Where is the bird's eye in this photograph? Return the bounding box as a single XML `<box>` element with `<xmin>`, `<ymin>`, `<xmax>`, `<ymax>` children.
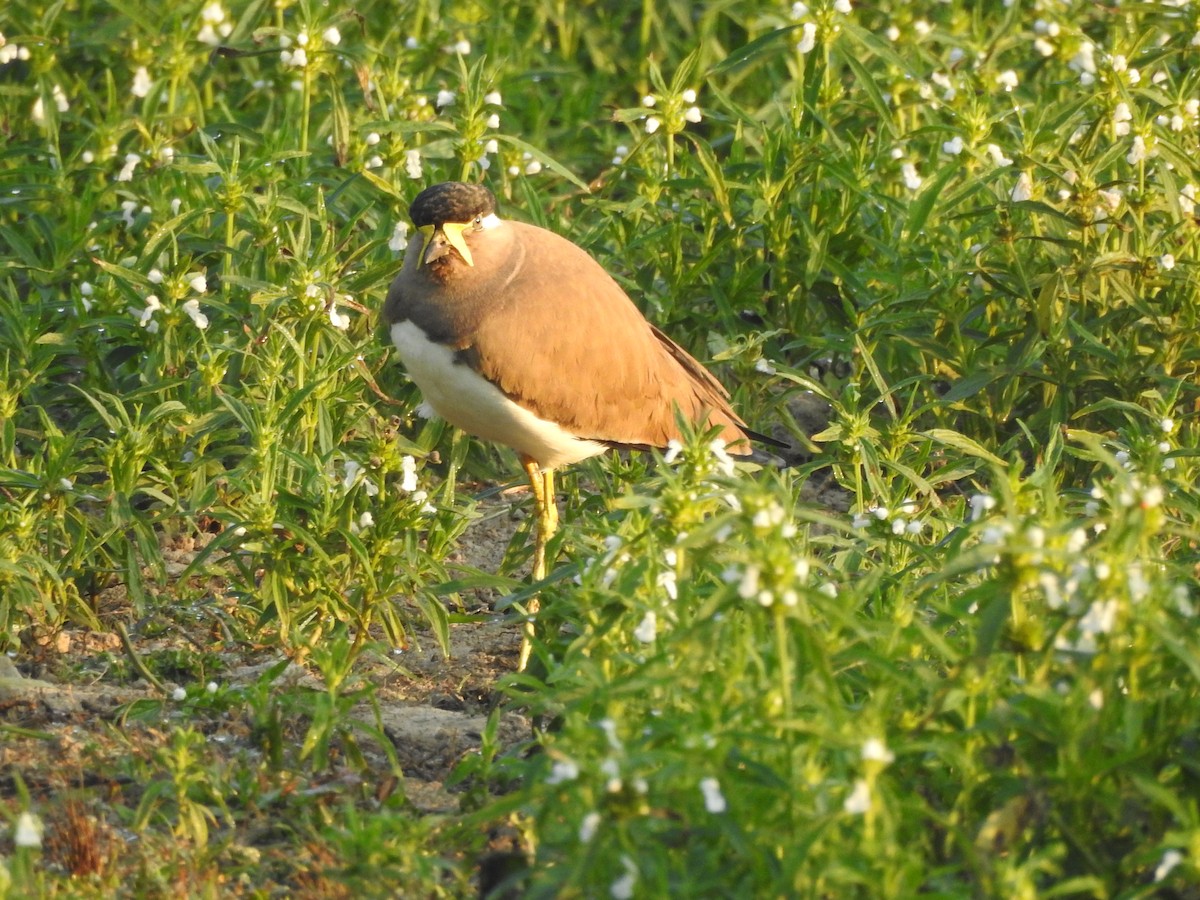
<box><xmin>473</xmin><ymin>215</ymin><xmax>483</xmax><ymax>229</ymax></box>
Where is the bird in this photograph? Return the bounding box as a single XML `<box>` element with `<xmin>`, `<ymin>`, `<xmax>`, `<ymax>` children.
<box><xmin>383</xmin><ymin>182</ymin><xmax>780</xmax><ymax>668</ymax></box>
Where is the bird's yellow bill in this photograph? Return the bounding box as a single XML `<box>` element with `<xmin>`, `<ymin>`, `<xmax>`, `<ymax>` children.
<box><xmin>417</xmin><ymin>222</ymin><xmax>474</xmax><ymax>267</ymax></box>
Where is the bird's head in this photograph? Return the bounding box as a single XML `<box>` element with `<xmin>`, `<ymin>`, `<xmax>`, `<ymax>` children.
<box><xmin>409</xmin><ymin>182</ymin><xmax>500</xmax><ymax>270</ymax></box>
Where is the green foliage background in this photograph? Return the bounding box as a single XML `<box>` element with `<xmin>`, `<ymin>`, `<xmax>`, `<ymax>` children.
<box><xmin>1</xmin><ymin>0</ymin><xmax>1198</xmax><ymax>895</ymax></box>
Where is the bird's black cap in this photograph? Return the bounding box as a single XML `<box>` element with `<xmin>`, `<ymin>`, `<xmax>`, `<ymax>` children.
<box><xmin>409</xmin><ymin>182</ymin><xmax>497</xmax><ymax>227</ymax></box>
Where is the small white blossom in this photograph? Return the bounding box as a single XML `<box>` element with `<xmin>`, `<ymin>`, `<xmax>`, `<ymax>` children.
<box><xmin>641</xmin><ymin>94</ymin><xmax>656</xmax><ymax>108</ymax></box>
<box><xmin>435</xmin><ymin>89</ymin><xmax>456</xmax><ymax>108</ymax></box>
<box><xmin>188</xmin><ymin>273</ymin><xmax>207</xmax><ymax>294</ymax></box>
<box><xmin>132</xmin><ymin>66</ymin><xmax>152</xmax><ymax>98</ymax></box>
<box><xmin>1155</xmin><ymin>849</ymin><xmax>1185</xmax><ymax>882</ymax></box>
<box><xmin>579</xmin><ymin>811</ymin><xmax>601</xmax><ymax>843</ymax></box>
<box><xmin>1010</xmin><ymin>171</ymin><xmax>1034</xmax><ymax>202</ymax></box>
<box><xmin>644</xmin><ymin>116</ymin><xmax>661</xmax><ymax>135</ymax></box>
<box><xmin>485</xmin><ymin>112</ymin><xmax>500</xmax><ymax>129</ymax></box>
<box><xmin>969</xmin><ymin>493</ymin><xmax>996</xmax><ymax>520</ymax></box>
<box><xmin>610</xmin><ymin>857</ymin><xmax>637</xmax><ymax>900</ymax></box>
<box><xmin>833</xmin><ymin>0</ymin><xmax>851</xmax><ymax>13</ymax></box>
<box><xmin>942</xmin><ymin>136</ymin><xmax>964</xmax><ymax>155</ymax></box>
<box><xmin>400</xmin><ymin>455</ymin><xmax>419</xmax><ymax>493</ymax></box>
<box><xmin>633</xmin><ymin>611</ymin><xmax>657</xmax><ymax>643</ymax></box>
<box><xmin>546</xmin><ymin>758</ymin><xmax>579</xmax><ymax>785</ymax></box>
<box><xmin>171</xmin><ymin>686</ymin><xmax>187</xmax><ymax>701</ymax></box>
<box><xmin>662</xmin><ymin>439</ymin><xmax>683</xmax><ymax>464</ymax></box>
<box><xmin>995</xmin><ymin>70</ymin><xmax>1018</xmax><ymax>91</ymax></box>
<box><xmin>862</xmin><ymin>737</ymin><xmax>895</xmax><ymax>764</ymax></box>
<box><xmin>323</xmin><ymin>26</ymin><xmax>341</xmax><ymax>46</ymax></box>
<box><xmin>389</xmin><ymin>220</ymin><xmax>410</xmax><ymax>252</ymax></box>
<box><xmin>1112</xmin><ymin>101</ymin><xmax>1132</xmax><ymax>136</ymax></box>
<box><xmin>328</xmin><ymin>302</ymin><xmax>350</xmax><ymax>330</ymax></box>
<box><xmin>525</xmin><ymin>159</ymin><xmax>542</xmax><ymax>175</ymax></box>
<box><xmin>684</xmin><ymin>106</ymin><xmax>702</xmax><ymax>124</ymax></box>
<box><xmin>700</xmin><ymin>777</ymin><xmax>727</xmax><ymax>813</ymax></box>
<box><xmin>183</xmin><ymin>299</ymin><xmax>209</xmax><ymax>330</ymax></box>
<box><xmin>796</xmin><ymin>22</ymin><xmax>818</xmax><ymax>55</ymax></box>
<box><xmin>14</xmin><ymin>811</ymin><xmax>43</xmax><ymax>848</ymax></box>
<box><xmin>901</xmin><ymin>162</ymin><xmax>922</xmax><ymax>191</ymax></box>
<box><xmin>1159</xmin><ymin>253</ymin><xmax>1175</xmax><ymax>270</ymax></box>
<box><xmin>404</xmin><ymin>148</ymin><xmax>423</xmax><ymax>180</ymax></box>
<box><xmin>844</xmin><ymin>779</ymin><xmax>871</xmax><ymax>814</ymax></box>
<box><xmin>1127</xmin><ymin>135</ymin><xmax>1147</xmax><ymax>164</ymax></box>
<box><xmin>117</xmin><ymin>152</ymin><xmax>142</xmax><ymax>182</ymax></box>
<box><xmin>985</xmin><ymin>143</ymin><xmax>1013</xmax><ymax>166</ymax></box>
<box><xmin>484</xmin><ymin>90</ymin><xmax>503</xmax><ymax>106</ymax></box>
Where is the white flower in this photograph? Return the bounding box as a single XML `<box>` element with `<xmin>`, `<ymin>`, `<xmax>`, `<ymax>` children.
<box><xmin>31</xmin><ymin>95</ymin><xmax>45</xmax><ymax>125</ymax></box>
<box><xmin>684</xmin><ymin>106</ymin><xmax>702</xmax><ymax>124</ymax></box>
<box><xmin>709</xmin><ymin>438</ymin><xmax>736</xmax><ymax>475</ymax></box>
<box><xmin>1010</xmin><ymin>172</ymin><xmax>1032</xmax><ymax>202</ymax></box>
<box><xmin>644</xmin><ymin>116</ymin><xmax>661</xmax><ymax>134</ymax></box>
<box><xmin>885</xmin><ymin>25</ymin><xmax>900</xmax><ymax>41</ymax></box>
<box><xmin>790</xmin><ymin>2</ymin><xmax>810</xmax><ymax>20</ymax></box>
<box><xmin>700</xmin><ymin>777</ymin><xmax>727</xmax><ymax>813</ymax></box>
<box><xmin>365</xmin><ymin>132</ymin><xmax>380</xmax><ymax>146</ymax></box>
<box><xmin>641</xmin><ymin>94</ymin><xmax>656</xmax><ymax>108</ymax></box>
<box><xmin>13</xmin><ymin>811</ymin><xmax>43</xmax><ymax>848</ymax></box>
<box><xmin>1160</xmin><ymin>253</ymin><xmax>1175</xmax><ymax>270</ymax></box>
<box><xmin>132</xmin><ymin>66</ymin><xmax>152</xmax><ymax>98</ymax></box>
<box><xmin>485</xmin><ymin>112</ymin><xmax>500</xmax><ymax>129</ymax></box>
<box><xmin>844</xmin><ymin>778</ymin><xmax>871</xmax><ymax>814</ymax></box>
<box><xmin>389</xmin><ymin>220</ymin><xmax>410</xmax><ymax>252</ymax></box>
<box><xmin>1180</xmin><ymin>184</ymin><xmax>1196</xmax><ymax>217</ymax></box>
<box><xmin>1161</xmin><ymin>417</ymin><xmax>1175</xmax><ymax>433</ymax></box>
<box><xmin>833</xmin><ymin>0</ymin><xmax>851</xmax><ymax>13</ymax></box>
<box><xmin>323</xmin><ymin>26</ymin><xmax>341</xmax><ymax>46</ymax></box>
<box><xmin>901</xmin><ymin>162</ymin><xmax>922</xmax><ymax>191</ymax></box>
<box><xmin>985</xmin><ymin>143</ymin><xmax>1013</xmax><ymax>166</ymax></box>
<box><xmin>1155</xmin><ymin>849</ymin><xmax>1184</xmax><ymax>882</ymax></box>
<box><xmin>546</xmin><ymin>758</ymin><xmax>579</xmax><ymax>785</ymax></box>
<box><xmin>171</xmin><ymin>686</ymin><xmax>187</xmax><ymax>701</ymax></box>
<box><xmin>404</xmin><ymin>36</ymin><xmax>419</xmax><ymax>49</ymax></box>
<box><xmin>328</xmin><ymin>302</ymin><xmax>350</xmax><ymax>330</ymax></box>
<box><xmin>862</xmin><ymin>737</ymin><xmax>895</xmax><ymax>764</ymax></box>
<box><xmin>117</xmin><ymin>152</ymin><xmax>142</xmax><ymax>182</ymax></box>
<box><xmin>404</xmin><ymin>149</ymin><xmax>423</xmax><ymax>180</ymax></box>
<box><xmin>995</xmin><ymin>70</ymin><xmax>1018</xmax><ymax>92</ymax></box>
<box><xmin>1033</xmin><ymin>37</ymin><xmax>1055</xmax><ymax>57</ymax></box>
<box><xmin>969</xmin><ymin>493</ymin><xmax>996</xmax><ymax>520</ymax></box>
<box><xmin>796</xmin><ymin>22</ymin><xmax>818</xmax><ymax>55</ymax></box>
<box><xmin>365</xmin><ymin>154</ymin><xmax>383</xmax><ymax>169</ymax></box>
<box><xmin>358</xmin><ymin>511</ymin><xmax>374</xmax><ymax>530</ymax></box>
<box><xmin>52</xmin><ymin>83</ymin><xmax>68</xmax><ymax>112</ymax></box>
<box><xmin>662</xmin><ymin>439</ymin><xmax>683</xmax><ymax>464</ymax></box>
<box><xmin>137</xmin><ymin>294</ymin><xmax>161</xmax><ymax>329</ymax></box>
<box><xmin>400</xmin><ymin>455</ymin><xmax>419</xmax><ymax>493</ymax></box>
<box><xmin>484</xmin><ymin>90</ymin><xmax>503</xmax><ymax>106</ymax></box>
<box><xmin>610</xmin><ymin>857</ymin><xmax>637</xmax><ymax>900</ymax></box>
<box><xmin>525</xmin><ymin>159</ymin><xmax>542</xmax><ymax>175</ymax></box>
<box><xmin>1112</xmin><ymin>101</ymin><xmax>1132</xmax><ymax>136</ymax></box>
<box><xmin>633</xmin><ymin>611</ymin><xmax>657</xmax><ymax>643</ymax></box>
<box><xmin>1127</xmin><ymin>135</ymin><xmax>1147</xmax><ymax>164</ymax></box>
<box><xmin>435</xmin><ymin>89</ymin><xmax>456</xmax><ymax>108</ymax></box>
<box><xmin>913</xmin><ymin>19</ymin><xmax>931</xmax><ymax>37</ymax></box>
<box><xmin>183</xmin><ymin>299</ymin><xmax>209</xmax><ymax>330</ymax></box>
<box><xmin>188</xmin><ymin>273</ymin><xmax>207</xmax><ymax>294</ymax></box>
<box><xmin>579</xmin><ymin>812</ymin><xmax>601</xmax><ymax>843</ymax></box>
<box><xmin>942</xmin><ymin>136</ymin><xmax>964</xmax><ymax>155</ymax></box>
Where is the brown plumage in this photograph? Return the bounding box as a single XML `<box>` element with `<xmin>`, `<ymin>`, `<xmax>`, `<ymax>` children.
<box><xmin>383</xmin><ymin>182</ymin><xmax>763</xmax><ymax>465</ymax></box>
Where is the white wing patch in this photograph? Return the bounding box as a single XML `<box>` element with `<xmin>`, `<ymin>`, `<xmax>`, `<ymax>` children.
<box><xmin>390</xmin><ymin>320</ymin><xmax>609</xmax><ymax>470</ymax></box>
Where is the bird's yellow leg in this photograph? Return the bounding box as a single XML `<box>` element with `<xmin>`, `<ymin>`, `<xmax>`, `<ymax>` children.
<box><xmin>519</xmin><ymin>459</ymin><xmax>558</xmax><ymax>670</ymax></box>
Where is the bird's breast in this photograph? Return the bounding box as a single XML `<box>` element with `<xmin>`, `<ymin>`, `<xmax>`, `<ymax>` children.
<box><xmin>389</xmin><ymin>320</ymin><xmax>608</xmax><ymax>470</ymax></box>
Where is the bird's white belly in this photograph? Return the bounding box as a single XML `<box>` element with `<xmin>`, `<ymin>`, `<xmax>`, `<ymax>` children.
<box><xmin>390</xmin><ymin>321</ymin><xmax>608</xmax><ymax>470</ymax></box>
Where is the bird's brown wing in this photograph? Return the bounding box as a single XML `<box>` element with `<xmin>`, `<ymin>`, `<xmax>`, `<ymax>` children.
<box><xmin>466</xmin><ymin>222</ymin><xmax>752</xmax><ymax>451</ymax></box>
